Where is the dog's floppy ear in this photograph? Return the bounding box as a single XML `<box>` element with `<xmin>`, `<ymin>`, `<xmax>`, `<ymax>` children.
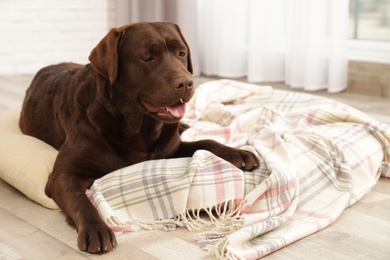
<box><xmin>89</xmin><ymin>27</ymin><xmax>121</xmax><ymax>86</ymax></box>
<box><xmin>172</xmin><ymin>23</ymin><xmax>193</xmax><ymax>74</ymax></box>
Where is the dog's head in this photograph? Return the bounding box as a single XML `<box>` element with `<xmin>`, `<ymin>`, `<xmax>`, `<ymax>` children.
<box><xmin>89</xmin><ymin>22</ymin><xmax>194</xmax><ymax>123</ymax></box>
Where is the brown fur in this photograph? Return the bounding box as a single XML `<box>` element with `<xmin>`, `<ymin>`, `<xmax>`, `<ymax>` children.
<box><xmin>19</xmin><ymin>22</ymin><xmax>258</xmax><ymax>254</ymax></box>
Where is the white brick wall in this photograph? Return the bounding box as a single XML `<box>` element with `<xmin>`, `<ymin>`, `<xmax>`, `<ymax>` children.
<box><xmin>0</xmin><ymin>0</ymin><xmax>116</xmax><ymax>75</ymax></box>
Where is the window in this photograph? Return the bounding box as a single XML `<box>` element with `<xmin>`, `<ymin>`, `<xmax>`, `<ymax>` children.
<box><xmin>349</xmin><ymin>0</ymin><xmax>390</xmax><ymax>41</ymax></box>
<box><xmin>349</xmin><ymin>0</ymin><xmax>390</xmax><ymax>63</ymax></box>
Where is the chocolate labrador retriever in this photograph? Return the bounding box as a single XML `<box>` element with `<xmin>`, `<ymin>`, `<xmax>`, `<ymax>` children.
<box><xmin>19</xmin><ymin>22</ymin><xmax>258</xmax><ymax>254</ymax></box>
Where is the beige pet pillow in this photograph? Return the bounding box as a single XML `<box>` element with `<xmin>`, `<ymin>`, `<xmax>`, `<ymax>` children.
<box><xmin>0</xmin><ymin>108</ymin><xmax>59</xmax><ymax>210</ymax></box>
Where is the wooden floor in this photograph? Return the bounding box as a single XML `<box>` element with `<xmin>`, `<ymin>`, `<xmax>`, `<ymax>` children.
<box><xmin>0</xmin><ymin>75</ymin><xmax>389</xmax><ymax>259</ymax></box>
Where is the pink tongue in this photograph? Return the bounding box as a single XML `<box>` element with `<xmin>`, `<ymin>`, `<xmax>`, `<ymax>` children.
<box><xmin>166</xmin><ymin>103</ymin><xmax>186</xmax><ymax>118</ymax></box>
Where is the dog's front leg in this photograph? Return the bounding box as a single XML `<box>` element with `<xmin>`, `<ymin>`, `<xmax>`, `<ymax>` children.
<box><xmin>45</xmin><ymin>172</ymin><xmax>116</xmax><ymax>254</ymax></box>
<box><xmin>174</xmin><ymin>140</ymin><xmax>259</xmax><ymax>171</ymax></box>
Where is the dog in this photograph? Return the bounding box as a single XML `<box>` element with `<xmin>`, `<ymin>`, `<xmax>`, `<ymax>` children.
<box><xmin>19</xmin><ymin>22</ymin><xmax>258</xmax><ymax>254</ymax></box>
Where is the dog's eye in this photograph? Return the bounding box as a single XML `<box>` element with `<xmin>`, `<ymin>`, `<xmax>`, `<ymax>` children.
<box><xmin>143</xmin><ymin>56</ymin><xmax>155</xmax><ymax>62</ymax></box>
<box><xmin>179</xmin><ymin>51</ymin><xmax>186</xmax><ymax>57</ymax></box>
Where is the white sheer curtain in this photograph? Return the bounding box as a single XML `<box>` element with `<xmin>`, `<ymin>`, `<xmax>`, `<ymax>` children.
<box><xmin>115</xmin><ymin>0</ymin><xmax>349</xmax><ymax>93</ymax></box>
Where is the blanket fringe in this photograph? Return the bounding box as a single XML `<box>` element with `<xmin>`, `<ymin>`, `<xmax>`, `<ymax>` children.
<box><xmin>103</xmin><ymin>199</ymin><xmax>247</xmax><ymax>236</ymax></box>
<box><xmin>198</xmin><ymin>237</ymin><xmax>240</xmax><ymax>260</ymax></box>
<box><xmin>99</xmin><ymin>198</ymin><xmax>247</xmax><ymax>259</ymax></box>
<box><xmin>182</xmin><ymin>199</ymin><xmax>247</xmax><ymax>232</ymax></box>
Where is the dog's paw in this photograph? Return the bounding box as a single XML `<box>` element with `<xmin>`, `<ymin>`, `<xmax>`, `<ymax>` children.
<box><xmin>78</xmin><ymin>224</ymin><xmax>117</xmax><ymax>254</ymax></box>
<box><xmin>233</xmin><ymin>149</ymin><xmax>259</xmax><ymax>171</ymax></box>
<box><xmin>219</xmin><ymin>148</ymin><xmax>259</xmax><ymax>171</ymax></box>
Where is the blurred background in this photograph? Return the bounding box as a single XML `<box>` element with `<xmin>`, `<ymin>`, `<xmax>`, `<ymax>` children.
<box><xmin>0</xmin><ymin>0</ymin><xmax>389</xmax><ymax>96</ymax></box>
<box><xmin>349</xmin><ymin>0</ymin><xmax>390</xmax><ymax>40</ymax></box>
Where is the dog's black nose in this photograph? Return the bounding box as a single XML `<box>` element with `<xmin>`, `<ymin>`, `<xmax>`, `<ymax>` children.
<box><xmin>175</xmin><ymin>76</ymin><xmax>193</xmax><ymax>90</ymax></box>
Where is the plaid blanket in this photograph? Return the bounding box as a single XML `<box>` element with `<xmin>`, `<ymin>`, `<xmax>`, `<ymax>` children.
<box><xmin>88</xmin><ymin>80</ymin><xmax>390</xmax><ymax>259</ymax></box>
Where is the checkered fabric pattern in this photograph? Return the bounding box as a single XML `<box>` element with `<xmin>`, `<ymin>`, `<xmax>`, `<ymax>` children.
<box><xmin>88</xmin><ymin>80</ymin><xmax>390</xmax><ymax>259</ymax></box>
